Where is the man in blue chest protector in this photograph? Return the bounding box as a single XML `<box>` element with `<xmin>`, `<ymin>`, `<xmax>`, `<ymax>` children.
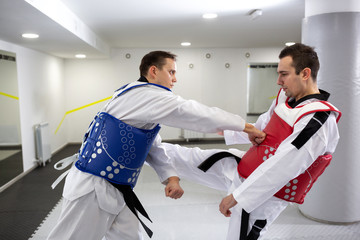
<box><xmin>47</xmin><ymin>51</ymin><xmax>265</xmax><ymax>240</ymax></box>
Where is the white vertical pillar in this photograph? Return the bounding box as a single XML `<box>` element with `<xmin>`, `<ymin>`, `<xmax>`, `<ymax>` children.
<box><xmin>299</xmin><ymin>0</ymin><xmax>360</xmax><ymax>223</ymax></box>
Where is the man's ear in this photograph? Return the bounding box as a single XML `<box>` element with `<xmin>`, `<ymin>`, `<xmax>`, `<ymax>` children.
<box><xmin>148</xmin><ymin>66</ymin><xmax>157</xmax><ymax>79</ymax></box>
<box><xmin>302</xmin><ymin>67</ymin><xmax>311</xmax><ymax>80</ymax></box>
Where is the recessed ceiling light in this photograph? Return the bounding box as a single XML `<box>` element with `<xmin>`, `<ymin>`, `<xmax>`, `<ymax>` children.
<box><xmin>75</xmin><ymin>54</ymin><xmax>86</xmax><ymax>59</ymax></box>
<box><xmin>202</xmin><ymin>13</ymin><xmax>218</xmax><ymax>19</ymax></box>
<box><xmin>181</xmin><ymin>42</ymin><xmax>191</xmax><ymax>47</ymax></box>
<box><xmin>285</xmin><ymin>42</ymin><xmax>296</xmax><ymax>46</ymax></box>
<box><xmin>22</xmin><ymin>33</ymin><xmax>39</xmax><ymax>39</ymax></box>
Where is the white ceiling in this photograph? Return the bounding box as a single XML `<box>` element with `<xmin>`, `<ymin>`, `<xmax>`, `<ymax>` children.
<box><xmin>0</xmin><ymin>0</ymin><xmax>305</xmax><ymax>59</ymax></box>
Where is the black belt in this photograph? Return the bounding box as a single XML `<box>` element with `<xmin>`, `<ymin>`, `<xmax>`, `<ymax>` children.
<box><xmin>198</xmin><ymin>151</ymin><xmax>241</xmax><ymax>172</ymax></box>
<box><xmin>109</xmin><ymin>182</ymin><xmax>153</xmax><ymax>238</ymax></box>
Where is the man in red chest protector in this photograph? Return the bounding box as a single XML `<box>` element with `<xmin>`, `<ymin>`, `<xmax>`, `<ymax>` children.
<box><xmin>162</xmin><ymin>43</ymin><xmax>341</xmax><ymax>240</ymax></box>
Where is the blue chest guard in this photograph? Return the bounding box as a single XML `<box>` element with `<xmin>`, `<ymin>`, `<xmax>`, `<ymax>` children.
<box><xmin>75</xmin><ymin>82</ymin><xmax>169</xmax><ymax>188</ymax></box>
<box><xmin>76</xmin><ymin>112</ymin><xmax>160</xmax><ymax>188</ymax></box>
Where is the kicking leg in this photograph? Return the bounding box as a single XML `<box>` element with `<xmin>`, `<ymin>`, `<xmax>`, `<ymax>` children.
<box><xmin>162</xmin><ymin>143</ymin><xmax>242</xmax><ymax>191</ymax></box>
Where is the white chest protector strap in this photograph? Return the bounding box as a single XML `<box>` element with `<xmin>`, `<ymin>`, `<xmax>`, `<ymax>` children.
<box><xmin>51</xmin><ymin>154</ymin><xmax>78</xmax><ymax>189</ymax></box>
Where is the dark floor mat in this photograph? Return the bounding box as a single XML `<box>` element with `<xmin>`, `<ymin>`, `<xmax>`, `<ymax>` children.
<box><xmin>0</xmin><ymin>151</ymin><xmax>23</xmax><ymax>187</ymax></box>
<box><xmin>0</xmin><ymin>144</ymin><xmax>80</xmax><ymax>240</ymax></box>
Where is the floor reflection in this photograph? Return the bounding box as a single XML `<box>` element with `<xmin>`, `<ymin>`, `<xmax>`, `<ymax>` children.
<box><xmin>0</xmin><ymin>146</ymin><xmax>23</xmax><ymax>187</ymax></box>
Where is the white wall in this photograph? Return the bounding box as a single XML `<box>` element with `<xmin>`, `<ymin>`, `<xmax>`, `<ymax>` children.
<box><xmin>63</xmin><ymin>58</ymin><xmax>118</xmax><ymax>143</ymax></box>
<box><xmin>64</xmin><ymin>47</ymin><xmax>282</xmax><ymax>142</ymax></box>
<box><xmin>0</xmin><ymin>39</ymin><xmax>67</xmax><ymax>172</ymax></box>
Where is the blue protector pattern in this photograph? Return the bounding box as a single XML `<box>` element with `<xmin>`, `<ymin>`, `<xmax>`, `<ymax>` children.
<box><xmin>76</xmin><ymin>112</ymin><xmax>160</xmax><ymax>188</ymax></box>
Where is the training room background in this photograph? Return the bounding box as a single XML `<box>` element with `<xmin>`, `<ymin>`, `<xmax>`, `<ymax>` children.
<box><xmin>0</xmin><ymin>39</ymin><xmax>281</xmax><ymax>174</ymax></box>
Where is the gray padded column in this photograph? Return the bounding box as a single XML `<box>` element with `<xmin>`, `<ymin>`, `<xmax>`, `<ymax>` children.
<box><xmin>299</xmin><ymin>8</ymin><xmax>360</xmax><ymax>223</ymax></box>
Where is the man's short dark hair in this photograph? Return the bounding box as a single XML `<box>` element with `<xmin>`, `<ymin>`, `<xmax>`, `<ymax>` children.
<box><xmin>279</xmin><ymin>43</ymin><xmax>320</xmax><ymax>80</ymax></box>
<box><xmin>140</xmin><ymin>51</ymin><xmax>177</xmax><ymax>77</ymax></box>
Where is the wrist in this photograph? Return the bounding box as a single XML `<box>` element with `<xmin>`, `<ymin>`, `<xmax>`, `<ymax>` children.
<box><xmin>167</xmin><ymin>176</ymin><xmax>180</xmax><ymax>183</ymax></box>
<box><xmin>243</xmin><ymin>123</ymin><xmax>254</xmax><ymax>133</ymax></box>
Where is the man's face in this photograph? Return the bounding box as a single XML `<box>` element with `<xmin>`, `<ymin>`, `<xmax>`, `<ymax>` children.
<box><xmin>277</xmin><ymin>56</ymin><xmax>304</xmax><ymax>101</ymax></box>
<box><xmin>153</xmin><ymin>58</ymin><xmax>177</xmax><ymax>89</ymax></box>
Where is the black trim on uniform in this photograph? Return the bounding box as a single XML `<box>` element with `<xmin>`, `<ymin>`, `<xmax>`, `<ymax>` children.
<box><xmin>138</xmin><ymin>76</ymin><xmax>149</xmax><ymax>82</ymax></box>
<box><xmin>198</xmin><ymin>151</ymin><xmax>241</xmax><ymax>172</ymax></box>
<box><xmin>288</xmin><ymin>89</ymin><xmax>330</xmax><ymax>108</ymax></box>
<box><xmin>114</xmin><ymin>76</ymin><xmax>148</xmax><ymax>92</ymax></box>
<box><xmin>291</xmin><ymin>111</ymin><xmax>330</xmax><ymax>149</ymax></box>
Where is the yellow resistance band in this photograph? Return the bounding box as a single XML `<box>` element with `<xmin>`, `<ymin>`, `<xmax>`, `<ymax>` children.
<box><xmin>0</xmin><ymin>92</ymin><xmax>19</xmax><ymax>100</ymax></box>
<box><xmin>55</xmin><ymin>96</ymin><xmax>112</xmax><ymax>134</ymax></box>
<box><xmin>269</xmin><ymin>95</ymin><xmax>277</xmax><ymax>100</ymax></box>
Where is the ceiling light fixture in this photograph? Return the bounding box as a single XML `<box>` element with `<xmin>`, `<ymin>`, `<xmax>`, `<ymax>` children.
<box><xmin>22</xmin><ymin>33</ymin><xmax>39</xmax><ymax>39</ymax></box>
<box><xmin>285</xmin><ymin>42</ymin><xmax>296</xmax><ymax>46</ymax></box>
<box><xmin>202</xmin><ymin>13</ymin><xmax>218</xmax><ymax>19</ymax></box>
<box><xmin>249</xmin><ymin>9</ymin><xmax>262</xmax><ymax>20</ymax></box>
<box><xmin>181</xmin><ymin>42</ymin><xmax>191</xmax><ymax>47</ymax></box>
<box><xmin>75</xmin><ymin>54</ymin><xmax>86</xmax><ymax>59</ymax></box>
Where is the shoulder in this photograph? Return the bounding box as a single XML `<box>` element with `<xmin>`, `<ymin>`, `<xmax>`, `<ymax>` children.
<box><xmin>108</xmin><ymin>83</ymin><xmax>180</xmax><ymax>111</ymax></box>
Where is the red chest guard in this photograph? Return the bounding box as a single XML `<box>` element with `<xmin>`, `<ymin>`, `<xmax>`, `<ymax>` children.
<box><xmin>238</xmin><ymin>112</ymin><xmax>291</xmax><ymax>178</ymax></box>
<box><xmin>238</xmin><ymin>91</ymin><xmax>341</xmax><ymax>204</ymax></box>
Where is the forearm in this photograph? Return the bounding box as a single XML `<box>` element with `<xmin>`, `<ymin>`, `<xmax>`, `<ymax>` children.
<box><xmin>146</xmin><ymin>136</ymin><xmax>179</xmax><ymax>183</ymax></box>
<box><xmin>152</xmin><ymin>97</ymin><xmax>246</xmax><ymax>133</ymax></box>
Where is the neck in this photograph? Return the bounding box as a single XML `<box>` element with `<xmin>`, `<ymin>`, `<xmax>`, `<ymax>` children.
<box><xmin>295</xmin><ymin>81</ymin><xmax>319</xmax><ymax>101</ymax></box>
<box><xmin>145</xmin><ymin>75</ymin><xmax>156</xmax><ymax>84</ymax></box>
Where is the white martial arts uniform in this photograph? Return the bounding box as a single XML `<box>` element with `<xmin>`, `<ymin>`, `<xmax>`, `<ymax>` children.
<box><xmin>47</xmin><ymin>79</ymin><xmax>247</xmax><ymax>240</ymax></box>
<box><xmin>163</xmin><ymin>89</ymin><xmax>340</xmax><ymax>240</ymax></box>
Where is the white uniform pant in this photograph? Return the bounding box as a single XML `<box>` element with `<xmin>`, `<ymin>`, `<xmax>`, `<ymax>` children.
<box><xmin>163</xmin><ymin>143</ymin><xmax>288</xmax><ymax>240</ymax></box>
<box><xmin>47</xmin><ymin>186</ymin><xmax>143</xmax><ymax>240</ymax></box>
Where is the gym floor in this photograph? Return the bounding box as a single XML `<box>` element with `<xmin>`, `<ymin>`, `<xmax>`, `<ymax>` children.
<box><xmin>1</xmin><ymin>142</ymin><xmax>359</xmax><ymax>240</ymax></box>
